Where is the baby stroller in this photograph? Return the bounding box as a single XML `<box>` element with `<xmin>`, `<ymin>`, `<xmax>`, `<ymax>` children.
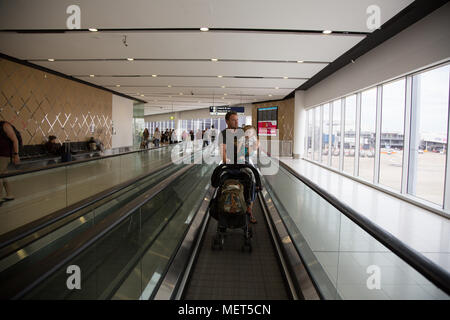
<box><xmin>209</xmin><ymin>163</ymin><xmax>262</xmax><ymax>252</ymax></box>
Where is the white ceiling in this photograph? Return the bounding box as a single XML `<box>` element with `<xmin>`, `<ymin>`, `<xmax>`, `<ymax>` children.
<box><xmin>0</xmin><ymin>0</ymin><xmax>415</xmax><ymax>115</ymax></box>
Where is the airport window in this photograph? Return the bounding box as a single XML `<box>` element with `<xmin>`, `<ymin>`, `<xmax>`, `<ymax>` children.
<box><xmin>313</xmin><ymin>107</ymin><xmax>321</xmax><ymax>161</ymax></box>
<box><xmin>344</xmin><ymin>95</ymin><xmax>357</xmax><ymax>174</ymax></box>
<box><xmin>408</xmin><ymin>64</ymin><xmax>450</xmax><ymax>205</ymax></box>
<box><xmin>331</xmin><ymin>99</ymin><xmax>341</xmax><ymax>169</ymax></box>
<box><xmin>322</xmin><ymin>103</ymin><xmax>330</xmax><ymax>164</ymax></box>
<box><xmin>379</xmin><ymin>78</ymin><xmax>406</xmax><ymax>191</ymax></box>
<box><xmin>307</xmin><ymin>109</ymin><xmax>313</xmax><ymax>159</ymax></box>
<box><xmin>359</xmin><ymin>87</ymin><xmax>377</xmax><ymax>182</ymax></box>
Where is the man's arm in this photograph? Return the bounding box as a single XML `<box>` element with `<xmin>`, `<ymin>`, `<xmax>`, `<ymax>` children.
<box><xmin>3</xmin><ymin>123</ymin><xmax>20</xmax><ymax>164</ymax></box>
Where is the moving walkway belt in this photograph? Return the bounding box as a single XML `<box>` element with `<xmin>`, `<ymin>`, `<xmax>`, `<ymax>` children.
<box><xmin>181</xmin><ymin>196</ymin><xmax>292</xmax><ymax>300</ymax></box>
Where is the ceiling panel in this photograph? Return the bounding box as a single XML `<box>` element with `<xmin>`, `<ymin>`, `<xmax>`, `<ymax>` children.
<box><xmin>0</xmin><ymin>32</ymin><xmax>365</xmax><ymax>61</ymax></box>
<box><xmin>0</xmin><ymin>0</ymin><xmax>417</xmax><ymax>115</ymax></box>
<box><xmin>32</xmin><ymin>60</ymin><xmax>327</xmax><ymax>78</ymax></box>
<box><xmin>0</xmin><ymin>0</ymin><xmax>414</xmax><ymax>33</ymax></box>
<box><xmin>77</xmin><ymin>76</ymin><xmax>302</xmax><ymax>89</ymax></box>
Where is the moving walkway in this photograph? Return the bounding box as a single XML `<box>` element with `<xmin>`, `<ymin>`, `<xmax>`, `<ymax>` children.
<box><xmin>0</xmin><ymin>150</ymin><xmax>448</xmax><ymax>300</ymax></box>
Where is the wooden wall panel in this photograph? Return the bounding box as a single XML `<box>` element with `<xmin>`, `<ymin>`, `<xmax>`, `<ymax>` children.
<box><xmin>0</xmin><ymin>58</ymin><xmax>113</xmax><ymax>148</ymax></box>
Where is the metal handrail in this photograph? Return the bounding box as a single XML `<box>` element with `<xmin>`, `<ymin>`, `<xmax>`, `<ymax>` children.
<box><xmin>0</xmin><ymin>143</ymin><xmax>173</xmax><ymax>179</ymax></box>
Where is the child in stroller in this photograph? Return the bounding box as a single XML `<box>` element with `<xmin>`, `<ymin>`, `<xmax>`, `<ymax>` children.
<box><xmin>209</xmin><ymin>163</ymin><xmax>262</xmax><ymax>252</ymax></box>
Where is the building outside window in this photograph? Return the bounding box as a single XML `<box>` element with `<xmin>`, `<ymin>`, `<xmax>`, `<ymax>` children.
<box><xmin>408</xmin><ymin>64</ymin><xmax>450</xmax><ymax>205</ymax></box>
<box><xmin>379</xmin><ymin>78</ymin><xmax>406</xmax><ymax>191</ymax></box>
<box><xmin>359</xmin><ymin>88</ymin><xmax>377</xmax><ymax>182</ymax></box>
<box><xmin>344</xmin><ymin>95</ymin><xmax>357</xmax><ymax>174</ymax></box>
<box><xmin>331</xmin><ymin>99</ymin><xmax>342</xmax><ymax>169</ymax></box>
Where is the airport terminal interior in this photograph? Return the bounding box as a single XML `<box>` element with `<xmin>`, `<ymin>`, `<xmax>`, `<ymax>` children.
<box><xmin>0</xmin><ymin>0</ymin><xmax>449</xmax><ymax>300</ymax></box>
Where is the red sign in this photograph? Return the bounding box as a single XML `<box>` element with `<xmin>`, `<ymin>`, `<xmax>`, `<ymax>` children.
<box><xmin>258</xmin><ymin>121</ymin><xmax>277</xmax><ymax>136</ymax></box>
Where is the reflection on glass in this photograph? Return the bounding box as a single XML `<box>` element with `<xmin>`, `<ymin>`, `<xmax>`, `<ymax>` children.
<box><xmin>344</xmin><ymin>95</ymin><xmax>357</xmax><ymax>174</ymax></box>
<box><xmin>409</xmin><ymin>64</ymin><xmax>450</xmax><ymax>205</ymax></box>
<box><xmin>359</xmin><ymin>88</ymin><xmax>377</xmax><ymax>181</ymax></box>
<box><xmin>322</xmin><ymin>103</ymin><xmax>330</xmax><ymax>164</ymax></box>
<box><xmin>331</xmin><ymin>100</ymin><xmax>341</xmax><ymax>169</ymax></box>
<box><xmin>379</xmin><ymin>79</ymin><xmax>406</xmax><ymax>190</ymax></box>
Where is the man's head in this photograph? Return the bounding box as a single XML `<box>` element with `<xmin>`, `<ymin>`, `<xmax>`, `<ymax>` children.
<box><xmin>225</xmin><ymin>111</ymin><xmax>239</xmax><ymax>129</ymax></box>
<box><xmin>48</xmin><ymin>135</ymin><xmax>57</xmax><ymax>143</ymax></box>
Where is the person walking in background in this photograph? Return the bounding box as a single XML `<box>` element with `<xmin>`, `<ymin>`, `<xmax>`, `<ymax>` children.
<box><xmin>142</xmin><ymin>128</ymin><xmax>150</xmax><ymax>149</ymax></box>
<box><xmin>153</xmin><ymin>127</ymin><xmax>161</xmax><ymax>147</ymax></box>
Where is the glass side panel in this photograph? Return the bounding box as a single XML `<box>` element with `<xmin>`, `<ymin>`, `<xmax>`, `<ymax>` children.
<box><xmin>261</xmin><ymin>154</ymin><xmax>448</xmax><ymax>300</ymax></box>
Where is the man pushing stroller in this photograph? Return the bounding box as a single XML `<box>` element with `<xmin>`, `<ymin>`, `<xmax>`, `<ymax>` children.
<box><xmin>218</xmin><ymin>111</ymin><xmax>260</xmax><ymax>223</ymax></box>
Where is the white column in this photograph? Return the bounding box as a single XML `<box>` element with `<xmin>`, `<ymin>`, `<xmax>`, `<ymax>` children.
<box><xmin>293</xmin><ymin>91</ymin><xmax>306</xmax><ymax>159</ymax></box>
<box><xmin>174</xmin><ymin>112</ymin><xmax>181</xmax><ymax>141</ymax></box>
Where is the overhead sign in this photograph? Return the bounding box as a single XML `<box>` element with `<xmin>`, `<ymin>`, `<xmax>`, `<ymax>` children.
<box><xmin>209</xmin><ymin>106</ymin><xmax>245</xmax><ymax>115</ymax></box>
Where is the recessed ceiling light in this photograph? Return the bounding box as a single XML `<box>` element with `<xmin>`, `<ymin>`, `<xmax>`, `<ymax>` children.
<box><xmin>116</xmin><ymin>84</ymin><xmax>120</xmax><ymax>87</ymax></box>
<box><xmin>297</xmin><ymin>60</ymin><xmax>304</xmax><ymax>63</ymax></box>
<box><xmin>88</xmin><ymin>28</ymin><xmax>98</xmax><ymax>32</ymax></box>
<box><xmin>217</xmin><ymin>75</ymin><xmax>223</xmax><ymax>78</ymax></box>
<box><xmin>140</xmin><ymin>94</ymin><xmax>145</xmax><ymax>97</ymax></box>
<box><xmin>221</xmin><ymin>97</ymin><xmax>225</xmax><ymax>99</ymax></box>
<box><xmin>179</xmin><ymin>93</ymin><xmax>183</xmax><ymax>95</ymax></box>
<box><xmin>283</xmin><ymin>76</ymin><xmax>289</xmax><ymax>79</ymax></box>
<box><xmin>269</xmin><ymin>94</ymin><xmax>273</xmax><ymax>97</ymax></box>
<box><xmin>127</xmin><ymin>58</ymin><xmax>134</xmax><ymax>61</ymax></box>
<box><xmin>223</xmin><ymin>93</ymin><xmax>227</xmax><ymax>96</ymax></box>
<box><xmin>323</xmin><ymin>30</ymin><xmax>332</xmax><ymax>34</ymax></box>
<box><xmin>89</xmin><ymin>74</ymin><xmax>95</xmax><ymax>77</ymax></box>
<box><xmin>168</xmin><ymin>85</ymin><xmax>172</xmax><ymax>87</ymax></box>
<box><xmin>152</xmin><ymin>74</ymin><xmax>157</xmax><ymax>77</ymax></box>
<box><xmin>200</xmin><ymin>27</ymin><xmax>209</xmax><ymax>32</ymax></box>
<box><xmin>47</xmin><ymin>58</ymin><xmax>55</xmax><ymax>62</ymax></box>
<box><xmin>211</xmin><ymin>58</ymin><xmax>218</xmax><ymax>62</ymax></box>
<box><xmin>221</xmin><ymin>86</ymin><xmax>226</xmax><ymax>88</ymax></box>
<box><xmin>275</xmin><ymin>87</ymin><xmax>279</xmax><ymax>89</ymax></box>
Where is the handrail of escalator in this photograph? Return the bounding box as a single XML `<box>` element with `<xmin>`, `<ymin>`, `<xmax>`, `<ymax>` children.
<box><xmin>0</xmin><ymin>144</ymin><xmax>186</xmax><ymax>258</ymax></box>
<box><xmin>0</xmin><ymin>143</ymin><xmax>173</xmax><ymax>180</ymax></box>
<box><xmin>0</xmin><ymin>163</ymin><xmax>195</xmax><ymax>299</ymax></box>
<box><xmin>276</xmin><ymin>160</ymin><xmax>450</xmax><ymax>295</ymax></box>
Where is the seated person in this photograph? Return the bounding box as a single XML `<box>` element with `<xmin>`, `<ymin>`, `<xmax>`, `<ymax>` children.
<box><xmin>44</xmin><ymin>135</ymin><xmax>62</xmax><ymax>155</ymax></box>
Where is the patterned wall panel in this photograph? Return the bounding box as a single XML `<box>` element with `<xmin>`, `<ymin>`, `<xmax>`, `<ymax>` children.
<box><xmin>0</xmin><ymin>58</ymin><xmax>112</xmax><ymax>148</ymax></box>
